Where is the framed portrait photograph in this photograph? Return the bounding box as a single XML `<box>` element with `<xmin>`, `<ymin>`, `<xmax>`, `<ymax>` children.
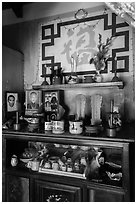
<box><xmin>43</xmin><ymin>91</ymin><xmax>59</xmax><ymax>112</ymax></box>
<box><xmin>6</xmin><ymin>92</ymin><xmax>18</xmax><ymax>112</ymax></box>
<box><xmin>25</xmin><ymin>90</ymin><xmax>42</xmax><ymax>115</ymax></box>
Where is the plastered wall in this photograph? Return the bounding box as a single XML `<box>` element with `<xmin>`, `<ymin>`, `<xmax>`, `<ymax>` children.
<box><xmin>2</xmin><ymin>3</ymin><xmax>135</xmax><ymax>122</ymax></box>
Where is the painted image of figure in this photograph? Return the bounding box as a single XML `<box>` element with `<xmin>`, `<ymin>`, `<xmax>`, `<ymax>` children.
<box><xmin>27</xmin><ymin>91</ymin><xmax>39</xmax><ymax>110</ymax></box>
<box><xmin>7</xmin><ymin>93</ymin><xmax>18</xmax><ymax>112</ymax></box>
<box><xmin>8</xmin><ymin>95</ymin><xmax>15</xmax><ymax>107</ymax></box>
<box><xmin>44</xmin><ymin>101</ymin><xmax>51</xmax><ymax>111</ymax></box>
<box><xmin>51</xmin><ymin>94</ymin><xmax>58</xmax><ymax>111</ymax></box>
<box><xmin>44</xmin><ymin>94</ymin><xmax>51</xmax><ymax>111</ymax></box>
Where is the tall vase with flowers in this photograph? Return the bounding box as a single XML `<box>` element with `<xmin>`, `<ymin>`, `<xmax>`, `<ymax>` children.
<box><xmin>90</xmin><ymin>34</ymin><xmax>113</xmax><ymax>82</ymax></box>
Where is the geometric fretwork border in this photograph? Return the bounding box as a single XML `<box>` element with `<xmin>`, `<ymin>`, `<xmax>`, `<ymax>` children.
<box><xmin>42</xmin><ymin>56</ymin><xmax>61</xmax><ymax>76</ymax></box>
<box><xmin>41</xmin><ymin>13</ymin><xmax>129</xmax><ymax>76</ymax></box>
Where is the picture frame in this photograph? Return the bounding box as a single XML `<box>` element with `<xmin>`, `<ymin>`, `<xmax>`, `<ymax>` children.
<box><xmin>6</xmin><ymin>92</ymin><xmax>19</xmax><ymax>112</ymax></box>
<box><xmin>43</xmin><ymin>91</ymin><xmax>59</xmax><ymax>112</ymax></box>
<box><xmin>25</xmin><ymin>90</ymin><xmax>42</xmax><ymax>116</ymax></box>
<box><xmin>42</xmin><ymin>91</ymin><xmax>60</xmax><ymax>121</ymax></box>
<box><xmin>40</xmin><ymin>12</ymin><xmax>130</xmax><ymax>77</ymax></box>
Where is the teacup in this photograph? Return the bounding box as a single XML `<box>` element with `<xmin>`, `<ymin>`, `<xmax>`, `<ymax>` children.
<box><xmin>27</xmin><ymin>160</ymin><xmax>39</xmax><ymax>171</ymax></box>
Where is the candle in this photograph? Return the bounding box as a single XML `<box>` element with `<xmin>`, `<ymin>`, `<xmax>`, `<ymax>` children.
<box><xmin>110</xmin><ymin>100</ymin><xmax>114</xmax><ymax>128</ymax></box>
<box><xmin>72</xmin><ymin>56</ymin><xmax>74</xmax><ymax>72</ymax></box>
<box><xmin>110</xmin><ymin>100</ymin><xmax>114</xmax><ymax>113</ymax></box>
<box><xmin>114</xmin><ymin>56</ymin><xmax>117</xmax><ymax>72</ymax></box>
<box><xmin>16</xmin><ymin>111</ymin><xmax>19</xmax><ymax>124</ymax></box>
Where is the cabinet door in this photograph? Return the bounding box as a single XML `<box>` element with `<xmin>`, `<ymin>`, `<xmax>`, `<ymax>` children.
<box><xmin>35</xmin><ymin>179</ymin><xmax>82</xmax><ymax>202</ymax></box>
<box><xmin>88</xmin><ymin>188</ymin><xmax>124</xmax><ymax>202</ymax></box>
<box><xmin>6</xmin><ymin>175</ymin><xmax>29</xmax><ymax>202</ymax></box>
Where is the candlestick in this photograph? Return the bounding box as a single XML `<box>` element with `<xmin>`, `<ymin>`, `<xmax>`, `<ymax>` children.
<box><xmin>109</xmin><ymin>100</ymin><xmax>114</xmax><ymax>128</ymax></box>
<box><xmin>14</xmin><ymin>111</ymin><xmax>20</xmax><ymax>130</ymax></box>
<box><xmin>111</xmin><ymin>56</ymin><xmax>120</xmax><ymax>82</ymax></box>
<box><xmin>16</xmin><ymin>111</ymin><xmax>19</xmax><ymax>124</ymax></box>
<box><xmin>110</xmin><ymin>100</ymin><xmax>114</xmax><ymax>113</ymax></box>
<box><xmin>114</xmin><ymin>56</ymin><xmax>117</xmax><ymax>69</ymax></box>
<box><xmin>72</xmin><ymin>56</ymin><xmax>74</xmax><ymax>72</ymax></box>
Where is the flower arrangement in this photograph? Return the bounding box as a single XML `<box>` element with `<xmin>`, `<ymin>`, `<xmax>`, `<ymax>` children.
<box><xmin>90</xmin><ymin>34</ymin><xmax>113</xmax><ymax>72</ymax></box>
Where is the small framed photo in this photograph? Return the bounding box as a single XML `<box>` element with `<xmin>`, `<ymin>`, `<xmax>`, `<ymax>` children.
<box><xmin>43</xmin><ymin>91</ymin><xmax>59</xmax><ymax>112</ymax></box>
<box><xmin>6</xmin><ymin>92</ymin><xmax>18</xmax><ymax>112</ymax></box>
<box><xmin>25</xmin><ymin>90</ymin><xmax>42</xmax><ymax>115</ymax></box>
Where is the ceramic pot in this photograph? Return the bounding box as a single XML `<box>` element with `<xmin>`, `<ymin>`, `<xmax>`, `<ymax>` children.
<box><xmin>11</xmin><ymin>155</ymin><xmax>18</xmax><ymax>167</ymax></box>
<box><xmin>67</xmin><ymin>74</ymin><xmax>79</xmax><ymax>84</ymax></box>
<box><xmin>106</xmin><ymin>128</ymin><xmax>116</xmax><ymax>137</ymax></box>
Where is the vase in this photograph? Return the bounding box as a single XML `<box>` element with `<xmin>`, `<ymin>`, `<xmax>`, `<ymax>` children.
<box><xmin>94</xmin><ymin>70</ymin><xmax>103</xmax><ymax>83</ymax></box>
<box><xmin>67</xmin><ymin>72</ymin><xmax>79</xmax><ymax>84</ymax></box>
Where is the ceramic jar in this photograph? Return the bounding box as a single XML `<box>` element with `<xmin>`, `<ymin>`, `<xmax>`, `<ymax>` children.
<box><xmin>11</xmin><ymin>155</ymin><xmax>18</xmax><ymax>167</ymax></box>
<box><xmin>69</xmin><ymin>120</ymin><xmax>83</xmax><ymax>134</ymax></box>
<box><xmin>45</xmin><ymin>121</ymin><xmax>53</xmax><ymax>132</ymax></box>
<box><xmin>52</xmin><ymin>120</ymin><xmax>64</xmax><ymax>134</ymax></box>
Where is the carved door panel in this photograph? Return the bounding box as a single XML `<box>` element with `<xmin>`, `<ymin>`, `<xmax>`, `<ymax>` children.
<box><xmin>88</xmin><ymin>188</ymin><xmax>124</xmax><ymax>202</ymax></box>
<box><xmin>35</xmin><ymin>179</ymin><xmax>82</xmax><ymax>202</ymax></box>
<box><xmin>6</xmin><ymin>175</ymin><xmax>29</xmax><ymax>202</ymax></box>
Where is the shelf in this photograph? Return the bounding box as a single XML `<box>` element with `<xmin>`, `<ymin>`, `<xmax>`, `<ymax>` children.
<box><xmin>2</xmin><ymin>129</ymin><xmax>135</xmax><ymax>143</ymax></box>
<box><xmin>32</xmin><ymin>81</ymin><xmax>124</xmax><ymax>90</ymax></box>
<box><xmin>39</xmin><ymin>168</ymin><xmax>86</xmax><ymax>179</ymax></box>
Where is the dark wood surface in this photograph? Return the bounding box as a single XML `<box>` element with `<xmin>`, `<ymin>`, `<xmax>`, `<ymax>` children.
<box><xmin>2</xmin><ymin>122</ymin><xmax>135</xmax><ymax>143</ymax></box>
<box><xmin>2</xmin><ymin>124</ymin><xmax>135</xmax><ymax>202</ymax></box>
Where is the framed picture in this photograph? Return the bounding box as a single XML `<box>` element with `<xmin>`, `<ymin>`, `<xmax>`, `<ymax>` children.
<box><xmin>42</xmin><ymin>91</ymin><xmax>60</xmax><ymax>121</ymax></box>
<box><xmin>43</xmin><ymin>91</ymin><xmax>59</xmax><ymax>112</ymax></box>
<box><xmin>6</xmin><ymin>92</ymin><xmax>18</xmax><ymax>112</ymax></box>
<box><xmin>25</xmin><ymin>90</ymin><xmax>42</xmax><ymax>115</ymax></box>
<box><xmin>40</xmin><ymin>12</ymin><xmax>131</xmax><ymax>77</ymax></box>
